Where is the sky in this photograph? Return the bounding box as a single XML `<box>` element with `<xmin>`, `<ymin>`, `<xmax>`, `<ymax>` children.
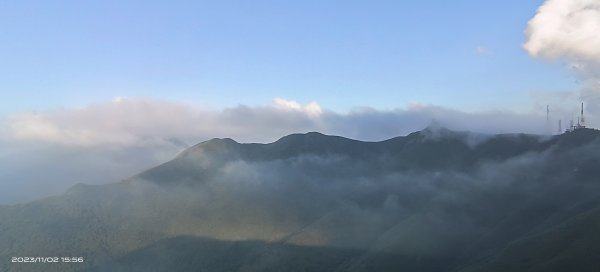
<box><xmin>0</xmin><ymin>0</ymin><xmax>577</xmax><ymax>113</ymax></box>
<box><xmin>1</xmin><ymin>0</ymin><xmax>599</xmax><ymax>204</ymax></box>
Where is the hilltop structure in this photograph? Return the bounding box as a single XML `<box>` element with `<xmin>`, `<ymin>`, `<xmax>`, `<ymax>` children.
<box><xmin>565</xmin><ymin>103</ymin><xmax>587</xmax><ymax>133</ymax></box>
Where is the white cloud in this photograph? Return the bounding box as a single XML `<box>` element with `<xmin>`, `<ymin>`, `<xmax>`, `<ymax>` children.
<box><xmin>272</xmin><ymin>98</ymin><xmax>322</xmax><ymax>118</ymax></box>
<box><xmin>524</xmin><ymin>0</ymin><xmax>600</xmax><ymax>62</ymax></box>
<box><xmin>272</xmin><ymin>98</ymin><xmax>303</xmax><ymax>111</ymax></box>
<box><xmin>5</xmin><ymin>98</ymin><xmax>551</xmax><ymax>148</ymax></box>
<box><xmin>8</xmin><ymin>112</ymin><xmax>139</xmax><ymax>146</ymax></box>
<box><xmin>524</xmin><ymin>0</ymin><xmax>600</xmax><ymax>125</ymax></box>
<box><xmin>475</xmin><ymin>46</ymin><xmax>492</xmax><ymax>56</ymax></box>
<box><xmin>8</xmin><ymin>98</ymin><xmax>208</xmax><ymax>146</ymax></box>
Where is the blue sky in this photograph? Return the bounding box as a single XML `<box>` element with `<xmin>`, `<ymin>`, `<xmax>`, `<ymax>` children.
<box><xmin>0</xmin><ymin>0</ymin><xmax>576</xmax><ymax>114</ymax></box>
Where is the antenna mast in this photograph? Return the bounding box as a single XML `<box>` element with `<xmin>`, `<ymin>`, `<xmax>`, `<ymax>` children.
<box><xmin>570</xmin><ymin>119</ymin><xmax>574</xmax><ymax>132</ymax></box>
<box><xmin>580</xmin><ymin>102</ymin><xmax>585</xmax><ymax>128</ymax></box>
<box><xmin>558</xmin><ymin>120</ymin><xmax>562</xmax><ymax>134</ymax></box>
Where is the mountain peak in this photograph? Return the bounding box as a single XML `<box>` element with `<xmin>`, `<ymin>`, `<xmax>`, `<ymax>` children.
<box><xmin>194</xmin><ymin>137</ymin><xmax>239</xmax><ymax>147</ymax></box>
<box><xmin>419</xmin><ymin>121</ymin><xmax>461</xmax><ymax>139</ymax></box>
<box><xmin>176</xmin><ymin>137</ymin><xmax>239</xmax><ymax>159</ymax></box>
<box><xmin>273</xmin><ymin>131</ymin><xmax>333</xmax><ymax>144</ymax></box>
<box><xmin>424</xmin><ymin>119</ymin><xmax>445</xmax><ymax>129</ymax></box>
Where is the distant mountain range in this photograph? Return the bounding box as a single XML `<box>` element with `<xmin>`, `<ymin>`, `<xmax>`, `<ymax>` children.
<box><xmin>2</xmin><ymin>126</ymin><xmax>600</xmax><ymax>272</ymax></box>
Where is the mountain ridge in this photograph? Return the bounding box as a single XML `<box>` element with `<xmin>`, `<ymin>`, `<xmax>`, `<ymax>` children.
<box><xmin>2</xmin><ymin>126</ymin><xmax>600</xmax><ymax>272</ymax></box>
<box><xmin>138</xmin><ymin>126</ymin><xmax>582</xmax><ymax>187</ymax></box>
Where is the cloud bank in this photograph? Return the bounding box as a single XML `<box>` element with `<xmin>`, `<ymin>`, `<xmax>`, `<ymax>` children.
<box><xmin>5</xmin><ymin>98</ymin><xmax>549</xmax><ymax>147</ymax></box>
<box><xmin>0</xmin><ymin>98</ymin><xmax>551</xmax><ymax>204</ymax></box>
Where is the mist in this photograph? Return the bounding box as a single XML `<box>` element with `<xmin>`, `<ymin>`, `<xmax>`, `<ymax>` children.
<box><xmin>0</xmin><ymin>98</ymin><xmax>552</xmax><ymax>204</ymax></box>
<box><xmin>123</xmin><ymin>132</ymin><xmax>599</xmax><ymax>252</ymax></box>
<box><xmin>4</xmin><ymin>128</ymin><xmax>600</xmax><ymax>271</ymax></box>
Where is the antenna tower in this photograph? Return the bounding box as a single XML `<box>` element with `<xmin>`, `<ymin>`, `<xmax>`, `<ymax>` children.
<box><xmin>558</xmin><ymin>120</ymin><xmax>562</xmax><ymax>134</ymax></box>
<box><xmin>580</xmin><ymin>102</ymin><xmax>586</xmax><ymax>128</ymax></box>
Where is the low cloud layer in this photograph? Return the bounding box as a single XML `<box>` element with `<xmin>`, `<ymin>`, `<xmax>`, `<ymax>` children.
<box><xmin>5</xmin><ymin>98</ymin><xmax>550</xmax><ymax>146</ymax></box>
<box><xmin>0</xmin><ymin>98</ymin><xmax>552</xmax><ymax>204</ymax></box>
